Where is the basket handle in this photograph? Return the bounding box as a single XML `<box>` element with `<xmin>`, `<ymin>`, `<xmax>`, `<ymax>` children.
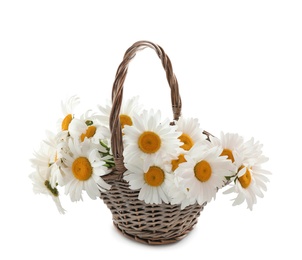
<box><xmin>109</xmin><ymin>40</ymin><xmax>181</xmax><ymax>175</ymax></box>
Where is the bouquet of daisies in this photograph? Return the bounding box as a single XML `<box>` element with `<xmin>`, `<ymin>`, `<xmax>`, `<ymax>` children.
<box><xmin>30</xmin><ymin>96</ymin><xmax>114</xmax><ymax>214</ymax></box>
<box><xmin>30</xmin><ymin>95</ymin><xmax>271</xmax><ymax>214</ymax></box>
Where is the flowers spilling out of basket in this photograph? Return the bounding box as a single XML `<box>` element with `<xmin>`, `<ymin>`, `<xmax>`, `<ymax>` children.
<box><xmin>30</xmin><ymin>96</ymin><xmax>271</xmax><ymax>214</ymax></box>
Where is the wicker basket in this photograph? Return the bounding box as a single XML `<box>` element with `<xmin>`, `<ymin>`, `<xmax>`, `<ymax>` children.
<box><xmin>101</xmin><ymin>41</ymin><xmax>208</xmax><ymax>245</ymax></box>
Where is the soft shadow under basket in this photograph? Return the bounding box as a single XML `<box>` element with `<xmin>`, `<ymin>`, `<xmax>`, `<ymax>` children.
<box><xmin>101</xmin><ymin>40</ymin><xmax>210</xmax><ymax>245</ymax></box>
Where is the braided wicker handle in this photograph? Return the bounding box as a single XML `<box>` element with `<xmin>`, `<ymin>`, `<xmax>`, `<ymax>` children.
<box><xmin>109</xmin><ymin>40</ymin><xmax>182</xmax><ymax>175</ymax></box>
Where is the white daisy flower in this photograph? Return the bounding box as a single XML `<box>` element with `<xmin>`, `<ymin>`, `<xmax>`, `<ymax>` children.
<box><xmin>171</xmin><ymin>117</ymin><xmax>206</xmax><ymax>172</ymax></box>
<box><xmin>61</xmin><ymin>138</ymin><xmax>111</xmax><ymax>202</ymax></box>
<box><xmin>175</xmin><ymin>142</ymin><xmax>236</xmax><ymax>205</ymax></box>
<box><xmin>124</xmin><ymin>156</ymin><xmax>174</xmax><ymax>204</ymax></box>
<box><xmin>176</xmin><ymin>116</ymin><xmax>206</xmax><ymax>151</ymax></box>
<box><xmin>68</xmin><ymin>110</ymin><xmax>110</xmax><ymax>145</ymax></box>
<box><xmin>30</xmin><ymin>133</ymin><xmax>66</xmax><ymax>213</ymax></box>
<box><xmin>209</xmin><ymin>132</ymin><xmax>245</xmax><ymax>169</ymax></box>
<box><xmin>224</xmin><ymin>153</ymin><xmax>271</xmax><ymax>210</ymax></box>
<box><xmin>119</xmin><ymin>96</ymin><xmax>143</xmax><ymax>129</ymax></box>
<box><xmin>29</xmin><ymin>168</ymin><xmax>66</xmax><ymax>214</ymax></box>
<box><xmin>123</xmin><ymin>109</ymin><xmax>182</xmax><ymax>171</ymax></box>
<box><xmin>30</xmin><ymin>131</ymin><xmax>65</xmax><ymax>188</ymax></box>
<box><xmin>98</xmin><ymin>96</ymin><xmax>143</xmax><ymax>129</ymax></box>
<box><xmin>59</xmin><ymin>95</ymin><xmax>80</xmax><ymax>131</ymax></box>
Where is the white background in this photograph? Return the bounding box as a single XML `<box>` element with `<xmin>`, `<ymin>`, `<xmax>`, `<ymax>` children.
<box><xmin>1</xmin><ymin>1</ymin><xmax>301</xmax><ymax>259</ymax></box>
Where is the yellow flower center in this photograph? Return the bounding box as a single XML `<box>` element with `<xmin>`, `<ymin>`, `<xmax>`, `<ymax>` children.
<box><xmin>80</xmin><ymin>125</ymin><xmax>97</xmax><ymax>142</ymax></box>
<box><xmin>238</xmin><ymin>166</ymin><xmax>252</xmax><ymax>188</ymax></box>
<box><xmin>171</xmin><ymin>154</ymin><xmax>187</xmax><ymax>171</ymax></box>
<box><xmin>138</xmin><ymin>131</ymin><xmax>161</xmax><ymax>154</ymax></box>
<box><xmin>179</xmin><ymin>133</ymin><xmax>194</xmax><ymax>151</ymax></box>
<box><xmin>119</xmin><ymin>114</ymin><xmax>133</xmax><ymax>128</ymax></box>
<box><xmin>61</xmin><ymin>114</ymin><xmax>73</xmax><ymax>131</ymax></box>
<box><xmin>144</xmin><ymin>166</ymin><xmax>165</xmax><ymax>187</ymax></box>
<box><xmin>221</xmin><ymin>148</ymin><xmax>235</xmax><ymax>163</ymax></box>
<box><xmin>194</xmin><ymin>160</ymin><xmax>212</xmax><ymax>182</ymax></box>
<box><xmin>72</xmin><ymin>157</ymin><xmax>92</xmax><ymax>181</ymax></box>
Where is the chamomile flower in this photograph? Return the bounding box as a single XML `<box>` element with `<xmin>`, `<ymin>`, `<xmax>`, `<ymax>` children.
<box><xmin>29</xmin><ymin>170</ymin><xmax>65</xmax><ymax>214</ymax></box>
<box><xmin>224</xmin><ymin>154</ymin><xmax>271</xmax><ymax>210</ymax></box>
<box><xmin>209</xmin><ymin>132</ymin><xmax>245</xmax><ymax>169</ymax></box>
<box><xmin>176</xmin><ymin>117</ymin><xmax>205</xmax><ymax>151</ymax></box>
<box><xmin>68</xmin><ymin>110</ymin><xmax>110</xmax><ymax>146</ymax></box>
<box><xmin>59</xmin><ymin>95</ymin><xmax>80</xmax><ymax>132</ymax></box>
<box><xmin>61</xmin><ymin>138</ymin><xmax>111</xmax><ymax>202</ymax></box>
<box><xmin>175</xmin><ymin>142</ymin><xmax>236</xmax><ymax>205</ymax></box>
<box><xmin>30</xmin><ymin>131</ymin><xmax>65</xmax><ymax>188</ymax></box>
<box><xmin>124</xmin><ymin>156</ymin><xmax>174</xmax><ymax>204</ymax></box>
<box><xmin>171</xmin><ymin>117</ymin><xmax>206</xmax><ymax>171</ymax></box>
<box><xmin>30</xmin><ymin>132</ymin><xmax>65</xmax><ymax>213</ymax></box>
<box><xmin>29</xmin><ymin>168</ymin><xmax>66</xmax><ymax>214</ymax></box>
<box><xmin>98</xmin><ymin>96</ymin><xmax>143</xmax><ymax>129</ymax></box>
<box><xmin>119</xmin><ymin>96</ymin><xmax>143</xmax><ymax>128</ymax></box>
<box><xmin>123</xmin><ymin>109</ymin><xmax>182</xmax><ymax>170</ymax></box>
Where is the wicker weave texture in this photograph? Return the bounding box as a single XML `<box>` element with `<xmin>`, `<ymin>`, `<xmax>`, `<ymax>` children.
<box><xmin>101</xmin><ymin>180</ymin><xmax>205</xmax><ymax>245</ymax></box>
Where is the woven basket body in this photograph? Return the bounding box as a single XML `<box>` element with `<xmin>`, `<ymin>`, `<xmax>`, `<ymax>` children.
<box><xmin>101</xmin><ymin>41</ymin><xmax>207</xmax><ymax>245</ymax></box>
<box><xmin>101</xmin><ymin>176</ymin><xmax>206</xmax><ymax>245</ymax></box>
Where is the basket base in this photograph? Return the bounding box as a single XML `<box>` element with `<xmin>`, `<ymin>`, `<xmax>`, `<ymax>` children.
<box><xmin>113</xmin><ymin>221</ymin><xmax>197</xmax><ymax>245</ymax></box>
<box><xmin>101</xmin><ymin>180</ymin><xmax>206</xmax><ymax>245</ymax></box>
